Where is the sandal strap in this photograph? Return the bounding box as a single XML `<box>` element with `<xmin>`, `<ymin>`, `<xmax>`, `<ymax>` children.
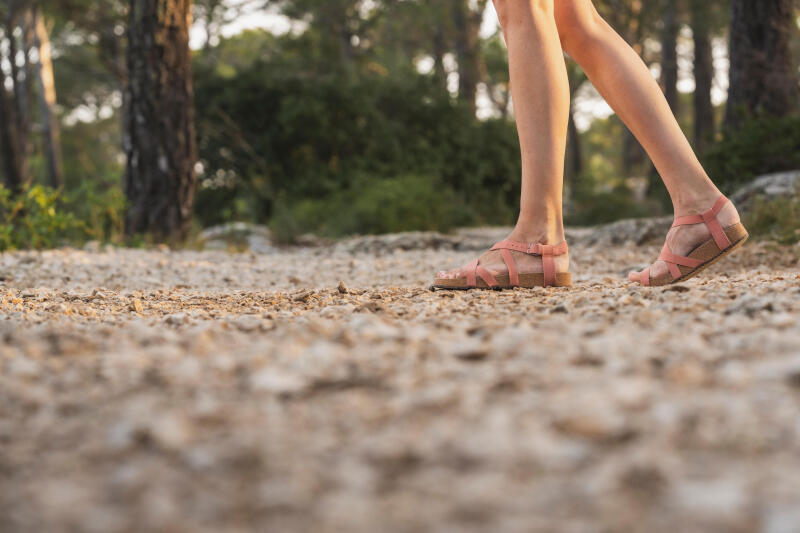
<box><xmin>490</xmin><ymin>240</ymin><xmax>568</xmax><ymax>287</ymax></box>
<box><xmin>464</xmin><ymin>258</ymin><xmax>499</xmax><ymax>288</ymax></box>
<box><xmin>658</xmin><ymin>243</ymin><xmax>704</xmax><ymax>281</ymax></box>
<box><xmin>499</xmin><ymin>248</ymin><xmax>519</xmax><ymax>287</ymax></box>
<box><xmin>672</xmin><ymin>196</ymin><xmax>732</xmax><ymax>250</ymax></box>
<box><xmin>491</xmin><ymin>240</ymin><xmax>569</xmax><ymax>256</ymax></box>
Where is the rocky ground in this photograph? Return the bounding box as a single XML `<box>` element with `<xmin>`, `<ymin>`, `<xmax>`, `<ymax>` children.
<box><xmin>1</xmin><ymin>224</ymin><xmax>800</xmax><ymax>533</ymax></box>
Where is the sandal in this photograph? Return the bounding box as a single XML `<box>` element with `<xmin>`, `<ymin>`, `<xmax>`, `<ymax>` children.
<box><xmin>630</xmin><ymin>195</ymin><xmax>748</xmax><ymax>287</ymax></box>
<box><xmin>432</xmin><ymin>240</ymin><xmax>571</xmax><ymax>290</ymax></box>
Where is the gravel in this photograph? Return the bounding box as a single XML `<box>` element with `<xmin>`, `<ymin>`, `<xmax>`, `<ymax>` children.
<box><xmin>1</xmin><ymin>232</ymin><xmax>799</xmax><ymax>532</ymax></box>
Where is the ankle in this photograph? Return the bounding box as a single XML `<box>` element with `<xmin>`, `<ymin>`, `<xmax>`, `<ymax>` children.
<box><xmin>511</xmin><ymin>216</ymin><xmax>565</xmax><ymax>245</ymax></box>
<box><xmin>671</xmin><ymin>188</ymin><xmax>723</xmax><ymax>217</ymax></box>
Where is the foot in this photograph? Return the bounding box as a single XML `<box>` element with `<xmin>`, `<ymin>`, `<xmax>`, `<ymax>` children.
<box><xmin>437</xmin><ymin>227</ymin><xmax>570</xmax><ymax>281</ymax></box>
<box><xmin>628</xmin><ymin>197</ymin><xmax>741</xmax><ymax>283</ymax></box>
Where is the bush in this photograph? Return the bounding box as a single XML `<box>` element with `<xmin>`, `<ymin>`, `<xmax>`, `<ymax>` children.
<box><xmin>193</xmin><ymin>35</ymin><xmax>523</xmax><ymax>235</ymax></box>
<box><xmin>0</xmin><ymin>185</ymin><xmax>75</xmax><ymax>251</ymax></box>
<box><xmin>61</xmin><ymin>179</ymin><xmax>126</xmax><ymax>244</ymax></box>
<box><xmin>744</xmin><ymin>194</ymin><xmax>800</xmax><ymax>244</ymax></box>
<box><xmin>271</xmin><ymin>174</ymin><xmax>475</xmax><ymax>241</ymax></box>
<box><xmin>566</xmin><ymin>183</ymin><xmax>655</xmax><ymax>226</ymax></box>
<box><xmin>704</xmin><ymin>116</ymin><xmax>800</xmax><ymax>193</ymax></box>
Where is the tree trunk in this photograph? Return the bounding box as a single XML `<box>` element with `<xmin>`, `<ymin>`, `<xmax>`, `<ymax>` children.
<box><xmin>31</xmin><ymin>5</ymin><xmax>63</xmax><ymax>189</ymax></box>
<box><xmin>125</xmin><ymin>0</ymin><xmax>197</xmax><ymax>241</ymax></box>
<box><xmin>432</xmin><ymin>26</ymin><xmax>448</xmax><ymax>92</ymax></box>
<box><xmin>660</xmin><ymin>0</ymin><xmax>680</xmax><ymax>115</ymax></box>
<box><xmin>690</xmin><ymin>0</ymin><xmax>715</xmax><ymax>153</ymax></box>
<box><xmin>566</xmin><ymin>106</ymin><xmax>583</xmax><ymax>194</ymax></box>
<box><xmin>451</xmin><ymin>0</ymin><xmax>484</xmax><ymax>115</ymax></box>
<box><xmin>725</xmin><ymin>0</ymin><xmax>799</xmax><ymax>129</ymax></box>
<box><xmin>0</xmin><ymin>86</ymin><xmax>26</xmax><ymax>192</ymax></box>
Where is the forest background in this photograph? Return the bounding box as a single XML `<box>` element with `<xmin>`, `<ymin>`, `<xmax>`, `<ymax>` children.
<box><xmin>0</xmin><ymin>0</ymin><xmax>798</xmax><ymax>249</ymax></box>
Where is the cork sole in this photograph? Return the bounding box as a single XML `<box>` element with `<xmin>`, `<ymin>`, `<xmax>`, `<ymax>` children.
<box><xmin>431</xmin><ymin>272</ymin><xmax>572</xmax><ymax>291</ymax></box>
<box><xmin>646</xmin><ymin>223</ymin><xmax>749</xmax><ymax>287</ymax></box>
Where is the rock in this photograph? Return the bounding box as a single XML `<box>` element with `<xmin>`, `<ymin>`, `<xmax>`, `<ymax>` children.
<box><xmin>164</xmin><ymin>313</ymin><xmax>188</xmax><ymax>325</ymax></box>
<box><xmin>581</xmin><ymin>216</ymin><xmax>673</xmax><ymax>247</ymax></box>
<box><xmin>129</xmin><ymin>299</ymin><xmax>144</xmax><ymax>313</ymax></box>
<box><xmin>334</xmin><ymin>231</ymin><xmax>467</xmax><ymax>254</ymax></box>
<box><xmin>250</xmin><ymin>368</ymin><xmax>306</xmax><ymax>395</ymax></box>
<box><xmin>665</xmin><ymin>357</ymin><xmax>708</xmax><ymax>386</ymax></box>
<box><xmin>293</xmin><ymin>290</ymin><xmax>312</xmax><ymax>302</ymax></box>
<box><xmin>552</xmin><ymin>404</ymin><xmax>633</xmax><ymax>443</ymax></box>
<box><xmin>730</xmin><ymin>170</ymin><xmax>800</xmax><ymax>212</ymax></box>
<box><xmin>337</xmin><ymin>281</ymin><xmax>348</xmax><ymax>294</ymax></box>
<box><xmin>198</xmin><ymin>222</ymin><xmax>277</xmax><ymax>254</ymax></box>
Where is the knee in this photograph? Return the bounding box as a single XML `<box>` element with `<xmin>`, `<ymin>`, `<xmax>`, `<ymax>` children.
<box><xmin>493</xmin><ymin>0</ymin><xmax>554</xmax><ymax>31</ymax></box>
<box><xmin>554</xmin><ymin>1</ymin><xmax>605</xmax><ymax>59</ymax></box>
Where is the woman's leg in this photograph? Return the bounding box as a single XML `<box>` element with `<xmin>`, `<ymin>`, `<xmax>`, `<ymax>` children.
<box><xmin>552</xmin><ymin>0</ymin><xmax>740</xmax><ymax>281</ymax></box>
<box><xmin>440</xmin><ymin>0</ymin><xmax>570</xmax><ymax>280</ymax></box>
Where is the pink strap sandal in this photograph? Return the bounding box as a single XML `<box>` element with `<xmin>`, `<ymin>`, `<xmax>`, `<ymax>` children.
<box><xmin>433</xmin><ymin>240</ymin><xmax>571</xmax><ymax>290</ymax></box>
<box><xmin>630</xmin><ymin>196</ymin><xmax>748</xmax><ymax>287</ymax></box>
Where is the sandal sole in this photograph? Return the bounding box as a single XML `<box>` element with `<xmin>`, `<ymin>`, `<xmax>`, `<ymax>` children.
<box><xmin>645</xmin><ymin>223</ymin><xmax>749</xmax><ymax>287</ymax></box>
<box><xmin>430</xmin><ymin>272</ymin><xmax>572</xmax><ymax>291</ymax></box>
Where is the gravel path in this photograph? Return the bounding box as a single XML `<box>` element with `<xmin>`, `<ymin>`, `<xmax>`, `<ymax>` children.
<box><xmin>1</xmin><ymin>231</ymin><xmax>799</xmax><ymax>533</ymax></box>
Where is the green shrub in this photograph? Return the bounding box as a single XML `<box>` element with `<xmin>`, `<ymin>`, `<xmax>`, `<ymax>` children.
<box><xmin>0</xmin><ymin>185</ymin><xmax>76</xmax><ymax>251</ymax></box>
<box><xmin>704</xmin><ymin>116</ymin><xmax>800</xmax><ymax>193</ymax></box>
<box><xmin>271</xmin><ymin>174</ymin><xmax>475</xmax><ymax>241</ymax></box>
<box><xmin>193</xmin><ymin>38</ymin><xmax>523</xmax><ymax>234</ymax></box>
<box><xmin>744</xmin><ymin>194</ymin><xmax>800</xmax><ymax>244</ymax></box>
<box><xmin>566</xmin><ymin>183</ymin><xmax>655</xmax><ymax>226</ymax></box>
<box><xmin>61</xmin><ymin>179</ymin><xmax>126</xmax><ymax>244</ymax></box>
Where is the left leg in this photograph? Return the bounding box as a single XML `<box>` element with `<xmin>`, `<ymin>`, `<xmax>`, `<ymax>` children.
<box><xmin>553</xmin><ymin>0</ymin><xmax>742</xmax><ymax>284</ymax></box>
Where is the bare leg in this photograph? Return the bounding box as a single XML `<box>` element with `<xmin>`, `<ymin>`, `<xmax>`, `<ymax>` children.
<box><xmin>440</xmin><ymin>0</ymin><xmax>570</xmax><ymax>280</ymax></box>
<box><xmin>553</xmin><ymin>0</ymin><xmax>740</xmax><ymax>282</ymax></box>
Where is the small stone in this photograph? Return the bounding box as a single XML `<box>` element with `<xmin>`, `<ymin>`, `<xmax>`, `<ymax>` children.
<box><xmin>293</xmin><ymin>291</ymin><xmax>311</xmax><ymax>302</ymax></box>
<box><xmin>666</xmin><ymin>284</ymin><xmax>690</xmax><ymax>292</ymax></box>
<box><xmin>665</xmin><ymin>358</ymin><xmax>708</xmax><ymax>386</ymax></box>
<box><xmin>164</xmin><ymin>313</ymin><xmax>188</xmax><ymax>325</ymax></box>
<box><xmin>129</xmin><ymin>299</ymin><xmax>144</xmax><ymax>313</ymax></box>
<box><xmin>337</xmin><ymin>281</ymin><xmax>348</xmax><ymax>294</ymax></box>
<box><xmin>250</xmin><ymin>369</ymin><xmax>306</xmax><ymax>395</ymax></box>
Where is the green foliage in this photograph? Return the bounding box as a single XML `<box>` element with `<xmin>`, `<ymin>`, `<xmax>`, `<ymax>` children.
<box><xmin>566</xmin><ymin>183</ymin><xmax>654</xmax><ymax>225</ymax></box>
<box><xmin>61</xmin><ymin>179</ymin><xmax>126</xmax><ymax>244</ymax></box>
<box><xmin>193</xmin><ymin>31</ymin><xmax>523</xmax><ymax>237</ymax></box>
<box><xmin>0</xmin><ymin>180</ymin><xmax>125</xmax><ymax>251</ymax></box>
<box><xmin>0</xmin><ymin>185</ymin><xmax>75</xmax><ymax>251</ymax></box>
<box><xmin>744</xmin><ymin>194</ymin><xmax>800</xmax><ymax>244</ymax></box>
<box><xmin>271</xmin><ymin>174</ymin><xmax>475</xmax><ymax>241</ymax></box>
<box><xmin>704</xmin><ymin>116</ymin><xmax>800</xmax><ymax>193</ymax></box>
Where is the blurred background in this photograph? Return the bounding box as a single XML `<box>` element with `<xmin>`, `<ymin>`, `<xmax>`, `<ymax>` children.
<box><xmin>0</xmin><ymin>0</ymin><xmax>798</xmax><ymax>249</ymax></box>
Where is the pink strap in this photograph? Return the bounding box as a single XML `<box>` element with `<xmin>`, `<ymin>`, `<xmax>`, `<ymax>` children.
<box><xmin>656</xmin><ymin>243</ymin><xmax>704</xmax><ymax>282</ymax></box>
<box><xmin>491</xmin><ymin>240</ymin><xmax>528</xmax><ymax>253</ymax></box>
<box><xmin>465</xmin><ymin>259</ymin><xmax>478</xmax><ymax>287</ymax></box>
<box><xmin>491</xmin><ymin>240</ymin><xmax>569</xmax><ymax>257</ymax></box>
<box><xmin>658</xmin><ymin>245</ymin><xmax>704</xmax><ymax>268</ymax></box>
<box><xmin>490</xmin><ymin>239</ymin><xmax>568</xmax><ymax>288</ymax></box>
<box><xmin>464</xmin><ymin>258</ymin><xmax>498</xmax><ymax>287</ymax></box>
<box><xmin>500</xmin><ymin>248</ymin><xmax>519</xmax><ymax>287</ymax></box>
<box><xmin>476</xmin><ymin>266</ymin><xmax>498</xmax><ymax>287</ymax></box>
<box><xmin>542</xmin><ymin>253</ymin><xmax>556</xmax><ymax>287</ymax></box>
<box><xmin>672</xmin><ymin>196</ymin><xmax>732</xmax><ymax>250</ymax></box>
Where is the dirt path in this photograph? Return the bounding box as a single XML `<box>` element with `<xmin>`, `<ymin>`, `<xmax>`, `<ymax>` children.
<box><xmin>1</xmin><ymin>234</ymin><xmax>799</xmax><ymax>532</ymax></box>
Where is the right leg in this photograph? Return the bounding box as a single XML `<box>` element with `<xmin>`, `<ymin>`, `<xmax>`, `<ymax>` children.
<box><xmin>437</xmin><ymin>0</ymin><xmax>571</xmax><ymax>284</ymax></box>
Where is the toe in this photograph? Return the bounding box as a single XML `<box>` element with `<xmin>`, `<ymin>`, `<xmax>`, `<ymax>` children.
<box><xmin>628</xmin><ymin>270</ymin><xmax>641</xmax><ymax>283</ymax></box>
